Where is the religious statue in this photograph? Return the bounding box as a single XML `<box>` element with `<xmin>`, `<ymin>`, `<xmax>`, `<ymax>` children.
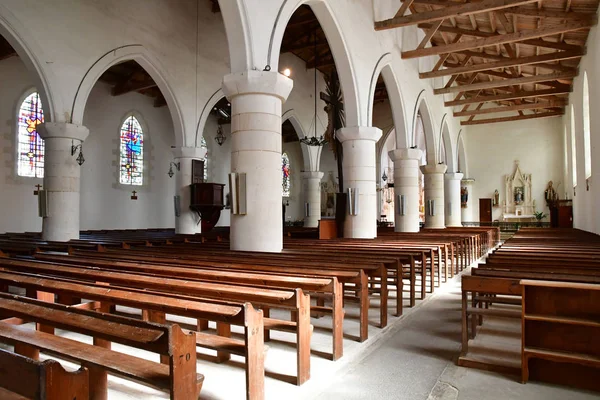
<box><xmin>320</xmin><ymin>171</ymin><xmax>339</xmax><ymax>217</ymax></box>
<box><xmin>545</xmin><ymin>181</ymin><xmax>558</xmax><ymax>204</ymax></box>
<box><xmin>493</xmin><ymin>189</ymin><xmax>499</xmax><ymax>207</ymax></box>
<box><xmin>461</xmin><ymin>186</ymin><xmax>468</xmax><ymax>208</ymax></box>
<box><xmin>514</xmin><ymin>186</ymin><xmax>524</xmax><ymax>204</ymax></box>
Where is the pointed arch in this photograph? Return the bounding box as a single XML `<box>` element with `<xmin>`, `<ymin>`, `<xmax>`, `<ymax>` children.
<box><xmin>16</xmin><ymin>90</ymin><xmax>45</xmax><ymax>178</ymax></box>
<box><xmin>439</xmin><ymin>117</ymin><xmax>456</xmax><ymax>172</ymax></box>
<box><xmin>414</xmin><ymin>97</ymin><xmax>436</xmax><ymax>164</ymax></box>
<box><xmin>119</xmin><ymin>114</ymin><xmax>144</xmax><ymax>186</ymax></box>
<box><xmin>70</xmin><ymin>45</ymin><xmax>185</xmax><ymax>147</ymax></box>
<box><xmin>282</xmin><ymin>109</ymin><xmax>314</xmax><ymax>171</ymax></box>
<box><xmin>195</xmin><ymin>89</ymin><xmax>225</xmax><ymax>147</ymax></box>
<box><xmin>457</xmin><ymin>130</ymin><xmax>468</xmax><ymax>177</ymax></box>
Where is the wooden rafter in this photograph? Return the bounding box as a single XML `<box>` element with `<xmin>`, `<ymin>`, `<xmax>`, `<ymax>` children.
<box><xmin>460</xmin><ymin>110</ymin><xmax>565</xmax><ymax>125</ymax></box>
<box><xmin>454</xmin><ymin>100</ymin><xmax>566</xmax><ymax>116</ymax></box>
<box><xmin>444</xmin><ymin>87</ymin><xmax>571</xmax><ymax>107</ymax></box>
<box><xmin>375</xmin><ymin>0</ymin><xmax>539</xmax><ymax>30</ymax></box>
<box><xmin>434</xmin><ymin>71</ymin><xmax>577</xmax><ymax>94</ymax></box>
<box><xmin>111</xmin><ymin>78</ymin><xmax>157</xmax><ymax>96</ymax></box>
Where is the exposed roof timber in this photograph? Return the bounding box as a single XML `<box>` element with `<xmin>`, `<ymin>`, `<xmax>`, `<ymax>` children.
<box><xmin>395</xmin><ymin>0</ymin><xmax>415</xmax><ymax>18</ymax></box>
<box><xmin>454</xmin><ymin>100</ymin><xmax>566</xmax><ymax>116</ymax></box>
<box><xmin>281</xmin><ymin>40</ymin><xmax>329</xmax><ymax>53</ymax></box>
<box><xmin>402</xmin><ymin>19</ymin><xmax>596</xmax><ymax>59</ymax></box>
<box><xmin>417</xmin><ymin>19</ymin><xmax>444</xmax><ymax>49</ymax></box>
<box><xmin>306</xmin><ymin>56</ymin><xmax>335</xmax><ymax>69</ymax></box>
<box><xmin>111</xmin><ymin>79</ymin><xmax>158</xmax><ymax>96</ymax></box>
<box><xmin>417</xmin><ymin>23</ymin><xmax>588</xmax><ymax>51</ymax></box>
<box><xmin>460</xmin><ymin>110</ymin><xmax>564</xmax><ymax>125</ymax></box>
<box><xmin>445</xmin><ymin>87</ymin><xmax>571</xmax><ymax>107</ymax></box>
<box><xmin>375</xmin><ymin>0</ymin><xmax>539</xmax><ymax>30</ymax></box>
<box><xmin>434</xmin><ymin>70</ymin><xmax>577</xmax><ymax>94</ymax></box>
<box><xmin>456</xmin><ymin>50</ymin><xmax>578</xmax><ymax>72</ymax></box>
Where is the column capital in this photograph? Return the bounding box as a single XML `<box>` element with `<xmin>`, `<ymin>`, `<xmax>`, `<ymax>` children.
<box><xmin>445</xmin><ymin>172</ymin><xmax>464</xmax><ymax>181</ymax></box>
<box><xmin>336</xmin><ymin>126</ymin><xmax>382</xmax><ymax>143</ymax></box>
<box><xmin>421</xmin><ymin>164</ymin><xmax>447</xmax><ymax>175</ymax></box>
<box><xmin>172</xmin><ymin>146</ymin><xmax>206</xmax><ymax>160</ymax></box>
<box><xmin>222</xmin><ymin>70</ymin><xmax>293</xmax><ymax>102</ymax></box>
<box><xmin>37</xmin><ymin>122</ymin><xmax>89</xmax><ymax>142</ymax></box>
<box><xmin>301</xmin><ymin>171</ymin><xmax>324</xmax><ymax>180</ymax></box>
<box><xmin>389</xmin><ymin>148</ymin><xmax>422</xmax><ymax>162</ymax></box>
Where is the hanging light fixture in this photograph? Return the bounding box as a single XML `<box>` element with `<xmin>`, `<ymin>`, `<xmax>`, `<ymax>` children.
<box><xmin>299</xmin><ymin>28</ymin><xmax>328</xmax><ymax>147</ymax></box>
<box><xmin>70</xmin><ymin>140</ymin><xmax>85</xmax><ymax>166</ymax></box>
<box><xmin>167</xmin><ymin>161</ymin><xmax>180</xmax><ymax>178</ymax></box>
<box><xmin>214</xmin><ymin>123</ymin><xmax>226</xmax><ymax>146</ymax></box>
<box><xmin>382</xmin><ymin>170</ymin><xmax>388</xmax><ymax>182</ymax></box>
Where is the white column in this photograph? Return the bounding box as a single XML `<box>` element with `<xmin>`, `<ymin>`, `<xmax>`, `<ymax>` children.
<box><xmin>445</xmin><ymin>172</ymin><xmax>464</xmax><ymax>227</ymax></box>
<box><xmin>222</xmin><ymin>70</ymin><xmax>293</xmax><ymax>252</ymax></box>
<box><xmin>389</xmin><ymin>148</ymin><xmax>423</xmax><ymax>232</ymax></box>
<box><xmin>173</xmin><ymin>146</ymin><xmax>207</xmax><ymax>235</ymax></box>
<box><xmin>337</xmin><ymin>126</ymin><xmax>382</xmax><ymax>238</ymax></box>
<box><xmin>421</xmin><ymin>164</ymin><xmax>448</xmax><ymax>229</ymax></box>
<box><xmin>302</xmin><ymin>171</ymin><xmax>324</xmax><ymax>228</ymax></box>
<box><xmin>461</xmin><ymin>178</ymin><xmax>475</xmax><ymax>223</ymax></box>
<box><xmin>37</xmin><ymin>122</ymin><xmax>89</xmax><ymax>241</ymax></box>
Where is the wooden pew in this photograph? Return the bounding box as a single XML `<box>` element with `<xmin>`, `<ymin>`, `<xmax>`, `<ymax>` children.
<box><xmin>0</xmin><ymin>272</ymin><xmax>265</xmax><ymax>400</ymax></box>
<box><xmin>0</xmin><ymin>293</ymin><xmax>202</xmax><ymax>400</ymax></box>
<box><xmin>0</xmin><ymin>348</ymin><xmax>89</xmax><ymax>400</ymax></box>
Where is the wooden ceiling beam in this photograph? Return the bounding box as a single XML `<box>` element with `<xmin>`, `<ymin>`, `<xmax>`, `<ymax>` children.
<box><xmin>460</xmin><ymin>110</ymin><xmax>564</xmax><ymax>125</ymax></box>
<box><xmin>403</xmin><ymin>20</ymin><xmax>595</xmax><ymax>59</ymax></box>
<box><xmin>454</xmin><ymin>100</ymin><xmax>566</xmax><ymax>116</ymax></box>
<box><xmin>111</xmin><ymin>79</ymin><xmax>157</xmax><ymax>96</ymax></box>
<box><xmin>375</xmin><ymin>0</ymin><xmax>538</xmax><ymax>30</ymax></box>
<box><xmin>418</xmin><ymin>23</ymin><xmax>588</xmax><ymax>52</ymax></box>
<box><xmin>435</xmin><ymin>71</ymin><xmax>577</xmax><ymax>94</ymax></box>
<box><xmin>306</xmin><ymin>57</ymin><xmax>335</xmax><ymax>69</ymax></box>
<box><xmin>505</xmin><ymin>7</ymin><xmax>595</xmax><ymax>20</ymax></box>
<box><xmin>446</xmin><ymin>87</ymin><xmax>571</xmax><ymax>107</ymax></box>
<box><xmin>421</xmin><ymin>49</ymin><xmax>583</xmax><ymax>79</ymax></box>
<box><xmin>281</xmin><ymin>40</ymin><xmax>329</xmax><ymax>53</ymax></box>
<box><xmin>417</xmin><ymin>19</ymin><xmax>444</xmax><ymax>49</ymax></box>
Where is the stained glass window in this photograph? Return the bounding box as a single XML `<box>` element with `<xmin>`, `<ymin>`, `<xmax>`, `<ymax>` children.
<box><xmin>119</xmin><ymin>115</ymin><xmax>144</xmax><ymax>185</ymax></box>
<box><xmin>583</xmin><ymin>72</ymin><xmax>592</xmax><ymax>179</ymax></box>
<box><xmin>282</xmin><ymin>152</ymin><xmax>290</xmax><ymax>197</ymax></box>
<box><xmin>200</xmin><ymin>137</ymin><xmax>208</xmax><ymax>181</ymax></box>
<box><xmin>17</xmin><ymin>92</ymin><xmax>45</xmax><ymax>178</ymax></box>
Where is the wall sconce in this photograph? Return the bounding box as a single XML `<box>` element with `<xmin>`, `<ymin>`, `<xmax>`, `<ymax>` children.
<box><xmin>70</xmin><ymin>140</ymin><xmax>85</xmax><ymax>166</ymax></box>
<box><xmin>167</xmin><ymin>161</ymin><xmax>180</xmax><ymax>178</ymax></box>
<box><xmin>229</xmin><ymin>172</ymin><xmax>247</xmax><ymax>215</ymax></box>
<box><xmin>397</xmin><ymin>194</ymin><xmax>405</xmax><ymax>216</ymax></box>
<box><xmin>428</xmin><ymin>199</ymin><xmax>436</xmax><ymax>216</ymax></box>
<box><xmin>215</xmin><ymin>124</ymin><xmax>226</xmax><ymax>146</ymax></box>
<box><xmin>347</xmin><ymin>188</ymin><xmax>359</xmax><ymax>216</ymax></box>
<box><xmin>130</xmin><ymin>190</ymin><xmax>138</xmax><ymax>200</ymax></box>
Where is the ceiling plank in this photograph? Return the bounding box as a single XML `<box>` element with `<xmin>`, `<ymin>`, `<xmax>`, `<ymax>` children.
<box><xmin>417</xmin><ymin>23</ymin><xmax>588</xmax><ymax>52</ymax></box>
<box><xmin>402</xmin><ymin>20</ymin><xmax>596</xmax><ymax>59</ymax></box>
<box><xmin>445</xmin><ymin>87</ymin><xmax>571</xmax><ymax>107</ymax></box>
<box><xmin>434</xmin><ymin>71</ymin><xmax>577</xmax><ymax>94</ymax></box>
<box><xmin>375</xmin><ymin>0</ymin><xmax>539</xmax><ymax>30</ymax></box>
<box><xmin>454</xmin><ymin>100</ymin><xmax>566</xmax><ymax>116</ymax></box>
<box><xmin>420</xmin><ymin>49</ymin><xmax>583</xmax><ymax>79</ymax></box>
<box><xmin>460</xmin><ymin>110</ymin><xmax>564</xmax><ymax>125</ymax></box>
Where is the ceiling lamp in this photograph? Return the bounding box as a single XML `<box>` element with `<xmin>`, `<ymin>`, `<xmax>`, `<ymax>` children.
<box><xmin>215</xmin><ymin>124</ymin><xmax>226</xmax><ymax>146</ymax></box>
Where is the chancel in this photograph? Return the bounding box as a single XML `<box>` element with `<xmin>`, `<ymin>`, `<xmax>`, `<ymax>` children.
<box><xmin>0</xmin><ymin>1</ymin><xmax>598</xmax><ymax>399</ymax></box>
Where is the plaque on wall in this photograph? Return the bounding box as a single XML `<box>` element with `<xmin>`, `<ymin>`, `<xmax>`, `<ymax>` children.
<box><xmin>191</xmin><ymin>159</ymin><xmax>205</xmax><ymax>184</ymax></box>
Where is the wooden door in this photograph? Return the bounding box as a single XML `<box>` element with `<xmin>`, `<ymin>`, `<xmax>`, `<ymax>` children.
<box><xmin>479</xmin><ymin>198</ymin><xmax>492</xmax><ymax>223</ymax></box>
<box><xmin>557</xmin><ymin>206</ymin><xmax>573</xmax><ymax>228</ymax></box>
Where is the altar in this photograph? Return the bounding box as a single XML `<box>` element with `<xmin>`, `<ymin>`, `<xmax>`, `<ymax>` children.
<box><xmin>502</xmin><ymin>214</ymin><xmax>535</xmax><ymax>222</ymax></box>
<box><xmin>502</xmin><ymin>161</ymin><xmax>537</xmax><ymax>222</ymax></box>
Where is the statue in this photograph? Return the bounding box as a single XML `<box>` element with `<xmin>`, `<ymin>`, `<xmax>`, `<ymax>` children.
<box><xmin>461</xmin><ymin>186</ymin><xmax>468</xmax><ymax>208</ymax></box>
<box><xmin>545</xmin><ymin>181</ymin><xmax>558</xmax><ymax>204</ymax></box>
<box><xmin>493</xmin><ymin>189</ymin><xmax>499</xmax><ymax>207</ymax></box>
<box><xmin>514</xmin><ymin>187</ymin><xmax>524</xmax><ymax>204</ymax></box>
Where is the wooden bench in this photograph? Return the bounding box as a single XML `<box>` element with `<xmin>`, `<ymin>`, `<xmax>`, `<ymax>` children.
<box><xmin>0</xmin><ymin>348</ymin><xmax>89</xmax><ymax>400</ymax></box>
<box><xmin>0</xmin><ymin>292</ymin><xmax>202</xmax><ymax>400</ymax></box>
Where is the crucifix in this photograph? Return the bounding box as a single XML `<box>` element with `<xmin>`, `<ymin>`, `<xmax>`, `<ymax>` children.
<box><xmin>320</xmin><ymin>70</ymin><xmax>345</xmax><ymax>192</ymax></box>
<box><xmin>33</xmin><ymin>184</ymin><xmax>42</xmax><ymax>196</ymax></box>
<box><xmin>130</xmin><ymin>190</ymin><xmax>138</xmax><ymax>200</ymax></box>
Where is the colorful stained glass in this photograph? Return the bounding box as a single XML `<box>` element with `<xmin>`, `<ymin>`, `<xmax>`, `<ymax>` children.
<box><xmin>119</xmin><ymin>115</ymin><xmax>144</xmax><ymax>185</ymax></box>
<box><xmin>282</xmin><ymin>152</ymin><xmax>290</xmax><ymax>197</ymax></box>
<box><xmin>17</xmin><ymin>92</ymin><xmax>45</xmax><ymax>178</ymax></box>
<box><xmin>200</xmin><ymin>137</ymin><xmax>208</xmax><ymax>181</ymax></box>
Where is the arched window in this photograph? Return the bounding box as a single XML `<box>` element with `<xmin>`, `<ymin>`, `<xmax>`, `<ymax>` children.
<box><xmin>583</xmin><ymin>72</ymin><xmax>592</xmax><ymax>180</ymax></box>
<box><xmin>119</xmin><ymin>115</ymin><xmax>144</xmax><ymax>185</ymax></box>
<box><xmin>571</xmin><ymin>105</ymin><xmax>577</xmax><ymax>188</ymax></box>
<box><xmin>282</xmin><ymin>152</ymin><xmax>290</xmax><ymax>197</ymax></box>
<box><xmin>200</xmin><ymin>137</ymin><xmax>208</xmax><ymax>181</ymax></box>
<box><xmin>17</xmin><ymin>92</ymin><xmax>45</xmax><ymax>178</ymax></box>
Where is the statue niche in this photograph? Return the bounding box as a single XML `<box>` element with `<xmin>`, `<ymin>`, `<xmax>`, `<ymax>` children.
<box><xmin>503</xmin><ymin>161</ymin><xmax>534</xmax><ymax>219</ymax></box>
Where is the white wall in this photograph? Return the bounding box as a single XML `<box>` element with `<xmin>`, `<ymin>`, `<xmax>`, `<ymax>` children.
<box><xmin>464</xmin><ymin>117</ymin><xmax>565</xmax><ymax>222</ymax></box>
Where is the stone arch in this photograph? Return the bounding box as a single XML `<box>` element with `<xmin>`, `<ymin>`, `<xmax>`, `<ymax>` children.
<box><xmin>70</xmin><ymin>45</ymin><xmax>186</xmax><ymax>147</ymax></box>
<box><xmin>414</xmin><ymin>96</ymin><xmax>436</xmax><ymax>164</ymax></box>
<box><xmin>282</xmin><ymin>109</ymin><xmax>314</xmax><ymax>172</ymax></box>
<box><xmin>439</xmin><ymin>117</ymin><xmax>456</xmax><ymax>172</ymax></box>
<box><xmin>270</xmin><ymin>1</ymin><xmax>361</xmax><ymax>127</ymax></box>
<box><xmin>216</xmin><ymin>0</ymin><xmax>253</xmax><ymax>73</ymax></box>
<box><xmin>195</xmin><ymin>89</ymin><xmax>225</xmax><ymax>147</ymax></box>
<box><xmin>367</xmin><ymin>56</ymin><xmax>408</xmax><ymax>149</ymax></box>
<box><xmin>0</xmin><ymin>5</ymin><xmax>59</xmax><ymax>122</ymax></box>
<box><xmin>457</xmin><ymin>130</ymin><xmax>468</xmax><ymax>176</ymax></box>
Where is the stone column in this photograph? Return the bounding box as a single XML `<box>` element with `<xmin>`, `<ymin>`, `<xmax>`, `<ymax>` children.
<box><xmin>37</xmin><ymin>122</ymin><xmax>89</xmax><ymax>241</ymax></box>
<box><xmin>445</xmin><ymin>172</ymin><xmax>464</xmax><ymax>227</ymax></box>
<box><xmin>389</xmin><ymin>148</ymin><xmax>423</xmax><ymax>232</ymax></box>
<box><xmin>302</xmin><ymin>171</ymin><xmax>324</xmax><ymax>228</ymax></box>
<box><xmin>222</xmin><ymin>70</ymin><xmax>293</xmax><ymax>252</ymax></box>
<box><xmin>337</xmin><ymin>127</ymin><xmax>382</xmax><ymax>238</ymax></box>
<box><xmin>461</xmin><ymin>178</ymin><xmax>475</xmax><ymax>224</ymax></box>
<box><xmin>173</xmin><ymin>146</ymin><xmax>207</xmax><ymax>235</ymax></box>
<box><xmin>420</xmin><ymin>164</ymin><xmax>447</xmax><ymax>229</ymax></box>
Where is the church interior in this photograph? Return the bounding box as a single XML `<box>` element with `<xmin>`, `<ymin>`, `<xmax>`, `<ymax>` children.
<box><xmin>0</xmin><ymin>0</ymin><xmax>599</xmax><ymax>399</ymax></box>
